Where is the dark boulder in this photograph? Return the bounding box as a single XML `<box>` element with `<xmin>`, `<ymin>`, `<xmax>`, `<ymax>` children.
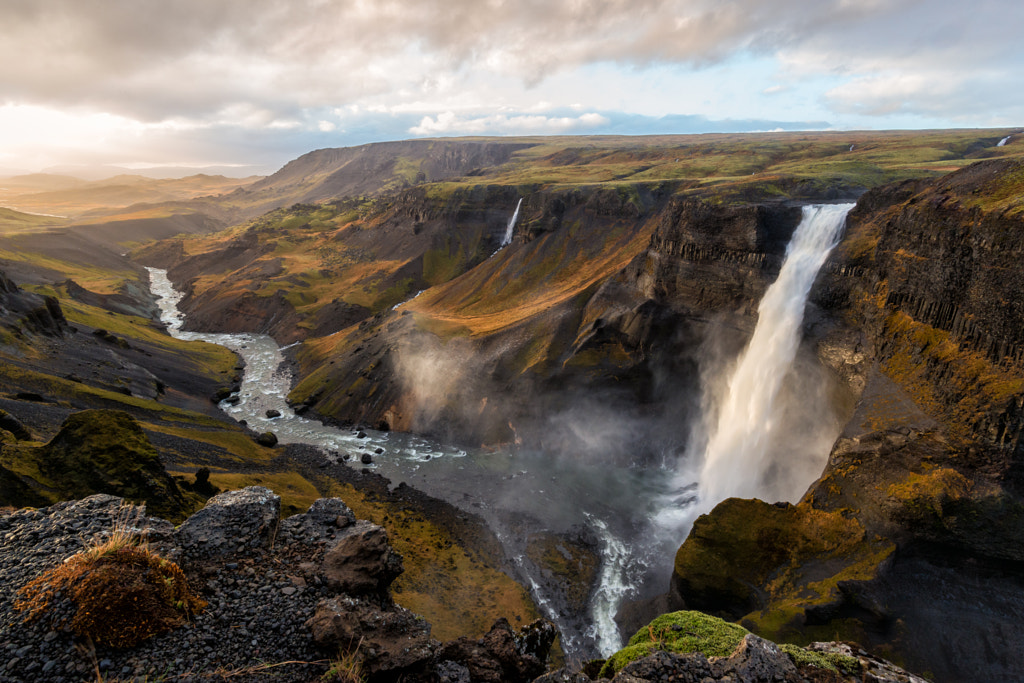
<box><xmin>175</xmin><ymin>487</ymin><xmax>280</xmax><ymax>561</ymax></box>
<box><xmin>437</xmin><ymin>618</ymin><xmax>557</xmax><ymax>683</ymax></box>
<box><xmin>321</xmin><ymin>520</ymin><xmax>402</xmax><ymax>596</ymax></box>
<box><xmin>307</xmin><ymin>596</ymin><xmax>435</xmax><ymax>679</ymax></box>
<box><xmin>255</xmin><ymin>431</ymin><xmax>278</xmax><ymax>447</ymax></box>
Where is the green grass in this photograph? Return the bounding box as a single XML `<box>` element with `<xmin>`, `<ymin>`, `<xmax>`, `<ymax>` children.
<box><xmin>0</xmin><ymin>207</ymin><xmax>64</xmax><ymax>233</ymax></box>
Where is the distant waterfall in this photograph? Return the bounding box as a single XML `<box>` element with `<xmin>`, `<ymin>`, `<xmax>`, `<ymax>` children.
<box><xmin>501</xmin><ymin>198</ymin><xmax>523</xmax><ymax>247</ymax></box>
<box><xmin>698</xmin><ymin>203</ymin><xmax>853</xmax><ymax>505</ymax></box>
<box><xmin>998</xmin><ymin>135</ymin><xmax>1012</xmax><ymax>147</ymax></box>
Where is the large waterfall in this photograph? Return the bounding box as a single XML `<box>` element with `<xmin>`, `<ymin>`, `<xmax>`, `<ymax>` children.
<box><xmin>698</xmin><ymin>203</ymin><xmax>853</xmax><ymax>505</ymax></box>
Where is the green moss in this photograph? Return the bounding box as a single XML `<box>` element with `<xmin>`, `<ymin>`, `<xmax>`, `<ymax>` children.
<box><xmin>0</xmin><ymin>410</ymin><xmax>200</xmax><ymax>521</ymax></box>
<box><xmin>600</xmin><ymin>643</ymin><xmax>659</xmax><ymax>676</ymax></box>
<box><xmin>600</xmin><ymin>611</ymin><xmax>750</xmax><ymax>677</ymax></box>
<box><xmin>673</xmin><ymin>499</ymin><xmax>894</xmax><ymax>642</ymax></box>
<box><xmin>778</xmin><ymin>643</ymin><xmax>860</xmax><ymax>674</ymax></box>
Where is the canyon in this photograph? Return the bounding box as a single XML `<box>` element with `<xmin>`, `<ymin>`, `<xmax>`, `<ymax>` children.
<box><xmin>1</xmin><ymin>131</ymin><xmax>1023</xmax><ymax>681</ymax></box>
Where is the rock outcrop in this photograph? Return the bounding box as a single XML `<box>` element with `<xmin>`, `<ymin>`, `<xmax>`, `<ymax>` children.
<box><xmin>0</xmin><ymin>270</ymin><xmax>67</xmax><ymax>338</ymax></box>
<box><xmin>0</xmin><ymin>489</ymin><xmax>557</xmax><ymax>683</ymax></box>
<box><xmin>542</xmin><ymin>610</ymin><xmax>927</xmax><ymax>683</ymax></box>
<box><xmin>0</xmin><ymin>409</ymin><xmax>200</xmax><ymax>520</ymax></box>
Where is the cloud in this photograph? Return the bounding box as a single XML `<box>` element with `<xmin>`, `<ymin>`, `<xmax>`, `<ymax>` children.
<box><xmin>408</xmin><ymin>111</ymin><xmax>610</xmax><ymax>136</ymax></box>
<box><xmin>1</xmin><ymin>0</ymin><xmax>1020</xmax><ymax>171</ymax></box>
<box><xmin>2</xmin><ymin>0</ymin><xmax>1020</xmax><ymax>122</ymax></box>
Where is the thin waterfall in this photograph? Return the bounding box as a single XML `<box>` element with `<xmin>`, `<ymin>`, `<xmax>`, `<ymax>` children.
<box><xmin>998</xmin><ymin>135</ymin><xmax>1012</xmax><ymax>147</ymax></box>
<box><xmin>698</xmin><ymin>203</ymin><xmax>854</xmax><ymax>506</ymax></box>
<box><xmin>501</xmin><ymin>198</ymin><xmax>523</xmax><ymax>247</ymax></box>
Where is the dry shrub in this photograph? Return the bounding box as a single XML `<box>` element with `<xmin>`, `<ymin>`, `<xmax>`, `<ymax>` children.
<box><xmin>321</xmin><ymin>639</ymin><xmax>364</xmax><ymax>683</ymax></box>
<box><xmin>15</xmin><ymin>507</ymin><xmax>206</xmax><ymax>648</ymax></box>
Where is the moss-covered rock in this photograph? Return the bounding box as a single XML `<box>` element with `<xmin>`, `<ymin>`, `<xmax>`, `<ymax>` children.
<box><xmin>0</xmin><ymin>462</ymin><xmax>48</xmax><ymax>508</ymax></box>
<box><xmin>777</xmin><ymin>642</ymin><xmax>860</xmax><ymax>674</ymax></box>
<box><xmin>672</xmin><ymin>499</ymin><xmax>894</xmax><ymax>642</ymax></box>
<box><xmin>0</xmin><ymin>409</ymin><xmax>199</xmax><ymax>521</ymax></box>
<box><xmin>599</xmin><ymin>610</ymin><xmax>750</xmax><ymax>678</ymax></box>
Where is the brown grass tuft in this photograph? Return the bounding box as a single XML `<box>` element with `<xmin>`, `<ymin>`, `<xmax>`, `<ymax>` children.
<box><xmin>14</xmin><ymin>504</ymin><xmax>206</xmax><ymax>648</ymax></box>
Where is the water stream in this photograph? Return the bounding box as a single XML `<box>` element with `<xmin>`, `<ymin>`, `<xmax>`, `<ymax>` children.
<box><xmin>500</xmin><ymin>197</ymin><xmax>523</xmax><ymax>247</ymax></box>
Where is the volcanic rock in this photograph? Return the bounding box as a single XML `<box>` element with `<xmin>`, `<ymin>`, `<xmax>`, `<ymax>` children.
<box><xmin>320</xmin><ymin>520</ymin><xmax>402</xmax><ymax>596</ymax></box>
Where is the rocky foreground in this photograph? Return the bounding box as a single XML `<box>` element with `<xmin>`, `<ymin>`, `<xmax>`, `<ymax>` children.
<box><xmin>1</xmin><ymin>489</ymin><xmax>927</xmax><ymax>683</ymax></box>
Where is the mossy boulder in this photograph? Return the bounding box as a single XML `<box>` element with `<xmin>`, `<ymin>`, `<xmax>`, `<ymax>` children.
<box><xmin>600</xmin><ymin>610</ymin><xmax>749</xmax><ymax>677</ymax></box>
<box><xmin>1</xmin><ymin>409</ymin><xmax>198</xmax><ymax>521</ymax></box>
<box><xmin>672</xmin><ymin>498</ymin><xmax>894</xmax><ymax>641</ymax></box>
<box><xmin>599</xmin><ymin>610</ymin><xmax>862</xmax><ymax>678</ymax></box>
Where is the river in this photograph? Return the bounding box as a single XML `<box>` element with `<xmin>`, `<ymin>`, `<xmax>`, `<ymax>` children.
<box><xmin>147</xmin><ymin>266</ymin><xmax>681</xmax><ymax>657</ymax></box>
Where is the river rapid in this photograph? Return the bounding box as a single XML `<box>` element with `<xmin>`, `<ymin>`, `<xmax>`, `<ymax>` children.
<box><xmin>147</xmin><ymin>267</ymin><xmax>683</xmax><ymax>658</ymax></box>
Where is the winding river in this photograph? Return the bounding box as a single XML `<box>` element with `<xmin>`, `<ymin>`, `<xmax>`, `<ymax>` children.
<box><xmin>147</xmin><ymin>267</ymin><xmax>680</xmax><ymax>657</ymax></box>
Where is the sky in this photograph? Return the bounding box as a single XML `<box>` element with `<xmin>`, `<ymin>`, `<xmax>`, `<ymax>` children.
<box><xmin>1</xmin><ymin>0</ymin><xmax>1022</xmax><ymax>177</ymax></box>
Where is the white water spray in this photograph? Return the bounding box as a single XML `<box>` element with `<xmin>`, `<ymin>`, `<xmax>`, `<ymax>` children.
<box><xmin>998</xmin><ymin>135</ymin><xmax>1012</xmax><ymax>147</ymax></box>
<box><xmin>501</xmin><ymin>198</ymin><xmax>523</xmax><ymax>247</ymax></box>
<box><xmin>584</xmin><ymin>515</ymin><xmax>636</xmax><ymax>656</ymax></box>
<box><xmin>698</xmin><ymin>203</ymin><xmax>853</xmax><ymax>506</ymax></box>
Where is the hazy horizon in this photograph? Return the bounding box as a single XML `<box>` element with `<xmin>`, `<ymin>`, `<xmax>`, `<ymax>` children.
<box><xmin>2</xmin><ymin>0</ymin><xmax>1022</xmax><ymax>177</ymax></box>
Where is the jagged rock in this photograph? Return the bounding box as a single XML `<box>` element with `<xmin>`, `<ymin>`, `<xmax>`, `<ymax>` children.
<box><xmin>436</xmin><ymin>660</ymin><xmax>472</xmax><ymax>682</ymax></box>
<box><xmin>612</xmin><ymin>650</ymin><xmax>713</xmax><ymax>682</ymax></box>
<box><xmin>533</xmin><ymin>669</ymin><xmax>592</xmax><ymax>683</ymax></box>
<box><xmin>175</xmin><ymin>486</ymin><xmax>280</xmax><ymax>560</ymax></box>
<box><xmin>266</xmin><ymin>409</ymin><xmax>281</xmax><ymax>418</ymax></box>
<box><xmin>190</xmin><ymin>467</ymin><xmax>218</xmax><ymax>496</ymax></box>
<box><xmin>0</xmin><ymin>408</ymin><xmax>31</xmax><ymax>440</ymax></box>
<box><xmin>0</xmin><ymin>270</ymin><xmax>68</xmax><ymax>338</ymax></box>
<box><xmin>321</xmin><ymin>520</ymin><xmax>402</xmax><ymax>595</ymax></box>
<box><xmin>279</xmin><ymin>497</ymin><xmax>355</xmax><ymax>543</ymax></box>
<box><xmin>307</xmin><ymin>595</ymin><xmax>435</xmax><ymax>678</ymax></box>
<box><xmin>711</xmin><ymin>634</ymin><xmax>800</xmax><ymax>682</ymax></box>
<box><xmin>437</xmin><ymin>617</ymin><xmax>557</xmax><ymax>683</ymax></box>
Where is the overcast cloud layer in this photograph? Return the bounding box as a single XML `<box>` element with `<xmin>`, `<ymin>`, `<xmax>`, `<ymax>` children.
<box><xmin>1</xmin><ymin>0</ymin><xmax>1021</xmax><ymax>174</ymax></box>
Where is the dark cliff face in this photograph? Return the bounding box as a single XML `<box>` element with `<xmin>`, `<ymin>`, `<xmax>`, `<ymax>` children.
<box><xmin>670</xmin><ymin>158</ymin><xmax>1024</xmax><ymax>683</ymax></box>
<box><xmin>616</xmin><ymin>199</ymin><xmax>801</xmax><ymax>316</ymax></box>
<box><xmin>284</xmin><ymin>189</ymin><xmax>811</xmax><ymax>453</ymax></box>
